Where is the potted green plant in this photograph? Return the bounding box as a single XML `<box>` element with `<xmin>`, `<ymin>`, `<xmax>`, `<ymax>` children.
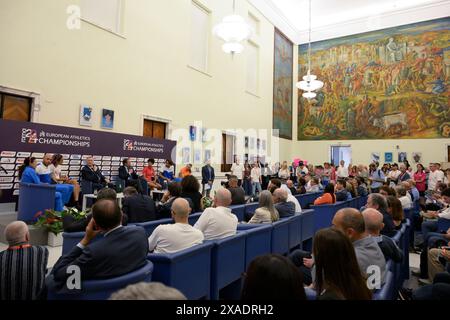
<box><xmin>34</xmin><ymin>208</ymin><xmax>87</xmax><ymax>247</ymax></box>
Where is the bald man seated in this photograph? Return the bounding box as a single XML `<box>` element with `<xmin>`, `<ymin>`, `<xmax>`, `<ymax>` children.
<box><xmin>362</xmin><ymin>208</ymin><xmax>403</xmax><ymax>263</ymax></box>
<box><xmin>194</xmin><ymin>187</ymin><xmax>238</xmax><ymax>240</ymax></box>
<box><xmin>332</xmin><ymin>208</ymin><xmax>387</xmax><ymax>284</ymax></box>
<box><xmin>148</xmin><ymin>198</ymin><xmax>204</xmax><ymax>253</ymax></box>
<box><xmin>273</xmin><ymin>188</ymin><xmax>295</xmax><ymax>218</ymax></box>
<box><xmin>0</xmin><ymin>221</ymin><xmax>48</xmax><ymax>300</ymax></box>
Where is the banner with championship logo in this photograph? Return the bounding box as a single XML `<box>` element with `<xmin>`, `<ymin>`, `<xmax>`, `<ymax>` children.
<box><xmin>0</xmin><ymin>119</ymin><xmax>176</xmax><ymax>204</ymax></box>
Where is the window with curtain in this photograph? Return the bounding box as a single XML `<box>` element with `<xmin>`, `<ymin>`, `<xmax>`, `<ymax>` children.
<box><xmin>246</xmin><ymin>41</ymin><xmax>259</xmax><ymax>95</ymax></box>
<box><xmin>189</xmin><ymin>1</ymin><xmax>210</xmax><ymax>73</ymax></box>
<box><xmin>80</xmin><ymin>0</ymin><xmax>123</xmax><ymax>34</ymax></box>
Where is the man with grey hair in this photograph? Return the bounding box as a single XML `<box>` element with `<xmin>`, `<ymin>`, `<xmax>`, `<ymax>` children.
<box><xmin>362</xmin><ymin>208</ymin><xmax>403</xmax><ymax>263</ymax></box>
<box><xmin>332</xmin><ymin>208</ymin><xmax>386</xmax><ymax>284</ymax></box>
<box><xmin>110</xmin><ymin>282</ymin><xmax>187</xmax><ymax>300</ymax></box>
<box><xmin>0</xmin><ymin>221</ymin><xmax>48</xmax><ymax>300</ymax></box>
<box><xmin>148</xmin><ymin>198</ymin><xmax>203</xmax><ymax>253</ymax></box>
<box><xmin>273</xmin><ymin>188</ymin><xmax>295</xmax><ymax>218</ymax></box>
<box><xmin>366</xmin><ymin>193</ymin><xmax>396</xmax><ymax>237</ymax></box>
<box><xmin>194</xmin><ymin>187</ymin><xmax>238</xmax><ymax>240</ymax></box>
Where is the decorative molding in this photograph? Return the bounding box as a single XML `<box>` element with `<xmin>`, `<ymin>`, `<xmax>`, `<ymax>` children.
<box><xmin>247</xmin><ymin>0</ymin><xmax>300</xmax><ymax>43</ymax></box>
<box><xmin>296</xmin><ymin>0</ymin><xmax>450</xmax><ymax>44</ymax></box>
<box><xmin>249</xmin><ymin>0</ymin><xmax>450</xmax><ymax>44</ymax></box>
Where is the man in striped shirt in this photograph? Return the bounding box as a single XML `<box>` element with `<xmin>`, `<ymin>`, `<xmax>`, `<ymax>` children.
<box><xmin>0</xmin><ymin>221</ymin><xmax>48</xmax><ymax>300</ymax></box>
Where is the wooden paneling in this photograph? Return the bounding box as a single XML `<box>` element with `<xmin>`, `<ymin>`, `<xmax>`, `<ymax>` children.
<box><xmin>1</xmin><ymin>94</ymin><xmax>31</xmax><ymax>121</ymax></box>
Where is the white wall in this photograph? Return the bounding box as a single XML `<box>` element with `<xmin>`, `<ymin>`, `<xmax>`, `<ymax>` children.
<box><xmin>0</xmin><ymin>0</ymin><xmax>293</xmax><ymax>170</ymax></box>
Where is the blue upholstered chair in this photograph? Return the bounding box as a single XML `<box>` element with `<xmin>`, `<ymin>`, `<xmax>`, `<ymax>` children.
<box><xmin>209</xmin><ymin>232</ymin><xmax>247</xmax><ymax>300</ymax></box>
<box><xmin>310</xmin><ymin>202</ymin><xmax>346</xmax><ymax>232</ymax></box>
<box><xmin>47</xmin><ymin>261</ymin><xmax>154</xmax><ymax>300</ymax></box>
<box><xmin>300</xmin><ymin>209</ymin><xmax>315</xmax><ymax>244</ymax></box>
<box><xmin>147</xmin><ymin>242</ymin><xmax>214</xmax><ymax>300</ymax></box>
<box><xmin>133</xmin><ymin>218</ymin><xmax>173</xmax><ymax>237</ymax></box>
<box><xmin>188</xmin><ymin>212</ymin><xmax>202</xmax><ymax>226</ymax></box>
<box><xmin>62</xmin><ymin>232</ymin><xmax>103</xmax><ymax>255</ymax></box>
<box><xmin>295</xmin><ymin>192</ymin><xmax>322</xmax><ymax>209</ymax></box>
<box><xmin>238</xmin><ymin>223</ymin><xmax>272</xmax><ymax>270</ymax></box>
<box><xmin>373</xmin><ymin>260</ymin><xmax>395</xmax><ymax>300</ymax></box>
<box><xmin>288</xmin><ymin>214</ymin><xmax>303</xmax><ymax>252</ymax></box>
<box><xmin>18</xmin><ymin>182</ymin><xmax>57</xmax><ymax>223</ymax></box>
<box><xmin>270</xmin><ymin>218</ymin><xmax>291</xmax><ymax>255</ymax></box>
<box><xmin>229</xmin><ymin>204</ymin><xmax>246</xmax><ymax>222</ymax></box>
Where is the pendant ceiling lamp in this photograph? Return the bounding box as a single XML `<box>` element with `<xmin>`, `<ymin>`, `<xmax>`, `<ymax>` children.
<box><xmin>213</xmin><ymin>0</ymin><xmax>254</xmax><ymax>54</ymax></box>
<box><xmin>297</xmin><ymin>0</ymin><xmax>323</xmax><ymax>99</ymax></box>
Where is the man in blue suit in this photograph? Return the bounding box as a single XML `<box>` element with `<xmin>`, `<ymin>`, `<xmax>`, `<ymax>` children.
<box><xmin>201</xmin><ymin>161</ymin><xmax>215</xmax><ymax>197</ymax></box>
<box><xmin>47</xmin><ymin>199</ymin><xmax>148</xmax><ymax>293</ymax></box>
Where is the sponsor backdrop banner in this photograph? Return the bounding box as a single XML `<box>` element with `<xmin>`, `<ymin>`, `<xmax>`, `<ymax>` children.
<box><xmin>0</xmin><ymin>119</ymin><xmax>176</xmax><ymax>204</ymax></box>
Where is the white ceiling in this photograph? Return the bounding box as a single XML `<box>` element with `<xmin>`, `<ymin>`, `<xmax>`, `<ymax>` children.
<box><xmin>249</xmin><ymin>0</ymin><xmax>450</xmax><ymax>44</ymax></box>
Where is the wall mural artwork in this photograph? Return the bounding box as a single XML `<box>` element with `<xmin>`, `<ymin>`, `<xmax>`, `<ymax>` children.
<box><xmin>297</xmin><ymin>17</ymin><xmax>450</xmax><ymax>140</ymax></box>
<box><xmin>274</xmin><ymin>28</ymin><xmax>293</xmax><ymax>140</ymax></box>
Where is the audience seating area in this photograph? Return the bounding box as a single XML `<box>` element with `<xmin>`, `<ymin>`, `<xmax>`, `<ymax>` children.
<box><xmin>58</xmin><ymin>192</ymin><xmax>397</xmax><ymax>300</ymax></box>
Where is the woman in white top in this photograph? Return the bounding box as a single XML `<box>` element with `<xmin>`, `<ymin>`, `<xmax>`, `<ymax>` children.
<box><xmin>50</xmin><ymin>154</ymin><xmax>81</xmax><ymax>203</ymax></box>
<box><xmin>278</xmin><ymin>161</ymin><xmax>290</xmax><ymax>181</ymax></box>
<box><xmin>249</xmin><ymin>190</ymin><xmax>279</xmax><ymax>224</ymax></box>
<box><xmin>395</xmin><ymin>185</ymin><xmax>412</xmax><ymax>209</ymax></box>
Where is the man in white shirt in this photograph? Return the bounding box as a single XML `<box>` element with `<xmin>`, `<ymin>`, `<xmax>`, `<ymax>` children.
<box><xmin>230</xmin><ymin>159</ymin><xmax>244</xmax><ymax>186</ymax></box>
<box><xmin>336</xmin><ymin>160</ymin><xmax>349</xmax><ymax>178</ymax></box>
<box><xmin>428</xmin><ymin>163</ymin><xmax>444</xmax><ymax>191</ymax></box>
<box><xmin>148</xmin><ymin>198</ymin><xmax>204</xmax><ymax>253</ymax></box>
<box><xmin>287</xmin><ymin>193</ymin><xmax>302</xmax><ymax>213</ymax></box>
<box><xmin>194</xmin><ymin>188</ymin><xmax>238</xmax><ymax>240</ymax></box>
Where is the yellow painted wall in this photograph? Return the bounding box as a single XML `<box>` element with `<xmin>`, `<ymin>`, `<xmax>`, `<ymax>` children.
<box><xmin>0</xmin><ymin>0</ymin><xmax>293</xmax><ymax>167</ymax></box>
<box><xmin>290</xmin><ymin>139</ymin><xmax>449</xmax><ymax>167</ymax></box>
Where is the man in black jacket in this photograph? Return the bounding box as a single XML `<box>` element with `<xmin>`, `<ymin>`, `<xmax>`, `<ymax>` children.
<box><xmin>119</xmin><ymin>158</ymin><xmax>139</xmax><ymax>187</ymax></box>
<box><xmin>362</xmin><ymin>208</ymin><xmax>403</xmax><ymax>263</ymax></box>
<box><xmin>81</xmin><ymin>156</ymin><xmax>110</xmax><ymax>191</ymax></box>
<box><xmin>122</xmin><ymin>186</ymin><xmax>156</xmax><ymax>223</ymax></box>
<box><xmin>273</xmin><ymin>188</ymin><xmax>295</xmax><ymax>218</ymax></box>
<box><xmin>201</xmin><ymin>161</ymin><xmax>215</xmax><ymax>197</ymax></box>
<box><xmin>48</xmin><ymin>199</ymin><xmax>148</xmax><ymax>293</ymax></box>
<box><xmin>365</xmin><ymin>193</ymin><xmax>397</xmax><ymax>237</ymax></box>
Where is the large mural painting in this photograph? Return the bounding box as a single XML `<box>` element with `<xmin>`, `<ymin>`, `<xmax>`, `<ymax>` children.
<box><xmin>297</xmin><ymin>17</ymin><xmax>450</xmax><ymax>140</ymax></box>
<box><xmin>274</xmin><ymin>28</ymin><xmax>293</xmax><ymax>140</ymax></box>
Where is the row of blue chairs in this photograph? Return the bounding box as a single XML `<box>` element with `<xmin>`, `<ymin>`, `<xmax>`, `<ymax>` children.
<box><xmin>57</xmin><ymin>192</ymin><xmax>364</xmax><ymax>300</ymax></box>
<box><xmin>61</xmin><ymin>191</ymin><xmax>325</xmax><ymax>255</ymax></box>
<box><xmin>57</xmin><ymin>211</ymin><xmax>312</xmax><ymax>300</ymax></box>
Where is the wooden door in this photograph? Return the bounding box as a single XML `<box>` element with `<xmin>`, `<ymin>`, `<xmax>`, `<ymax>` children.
<box><xmin>0</xmin><ymin>93</ymin><xmax>32</xmax><ymax>121</ymax></box>
<box><xmin>143</xmin><ymin>119</ymin><xmax>166</xmax><ymax>139</ymax></box>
